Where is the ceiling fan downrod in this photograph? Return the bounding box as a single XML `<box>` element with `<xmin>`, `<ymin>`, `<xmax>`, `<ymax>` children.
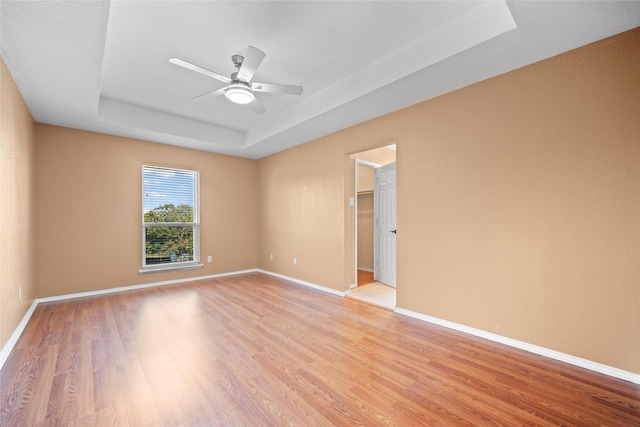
<box><xmin>231</xmin><ymin>54</ymin><xmax>244</xmax><ymax>69</ymax></box>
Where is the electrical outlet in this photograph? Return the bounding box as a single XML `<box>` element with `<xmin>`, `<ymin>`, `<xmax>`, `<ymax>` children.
<box><xmin>207</xmin><ymin>255</ymin><xmax>212</xmax><ymax>263</ymax></box>
<box><xmin>18</xmin><ymin>287</ymin><xmax>22</xmax><ymax>300</ymax></box>
<box><xmin>293</xmin><ymin>257</ymin><xmax>297</xmax><ymax>265</ymax></box>
<box><xmin>269</xmin><ymin>253</ymin><xmax>273</xmax><ymax>261</ymax></box>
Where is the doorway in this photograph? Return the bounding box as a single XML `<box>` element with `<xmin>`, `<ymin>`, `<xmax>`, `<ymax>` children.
<box><xmin>348</xmin><ymin>145</ymin><xmax>397</xmax><ymax>309</ymax></box>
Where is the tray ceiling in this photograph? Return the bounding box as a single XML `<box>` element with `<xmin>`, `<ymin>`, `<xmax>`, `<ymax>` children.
<box><xmin>1</xmin><ymin>1</ymin><xmax>639</xmax><ymax>158</ymax></box>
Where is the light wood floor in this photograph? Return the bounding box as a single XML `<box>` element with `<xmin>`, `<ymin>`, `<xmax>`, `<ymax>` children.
<box><xmin>1</xmin><ymin>273</ymin><xmax>638</xmax><ymax>426</ymax></box>
<box><xmin>357</xmin><ymin>269</ymin><xmax>375</xmax><ymax>287</ymax></box>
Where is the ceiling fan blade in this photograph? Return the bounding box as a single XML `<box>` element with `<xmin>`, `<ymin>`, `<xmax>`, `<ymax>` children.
<box><xmin>236</xmin><ymin>46</ymin><xmax>265</xmax><ymax>82</ymax></box>
<box><xmin>169</xmin><ymin>57</ymin><xmax>231</xmax><ymax>84</ymax></box>
<box><xmin>250</xmin><ymin>98</ymin><xmax>266</xmax><ymax>115</ymax></box>
<box><xmin>191</xmin><ymin>87</ymin><xmax>226</xmax><ymax>101</ymax></box>
<box><xmin>252</xmin><ymin>82</ymin><xmax>303</xmax><ymax>96</ymax></box>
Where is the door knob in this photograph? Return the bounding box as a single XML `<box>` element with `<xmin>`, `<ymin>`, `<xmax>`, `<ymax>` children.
<box><xmin>391</xmin><ymin>229</ymin><xmax>396</xmax><ymax>234</ymax></box>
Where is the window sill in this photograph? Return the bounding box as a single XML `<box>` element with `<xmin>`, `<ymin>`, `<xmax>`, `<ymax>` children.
<box><xmin>139</xmin><ymin>263</ymin><xmax>204</xmax><ymax>275</ymax></box>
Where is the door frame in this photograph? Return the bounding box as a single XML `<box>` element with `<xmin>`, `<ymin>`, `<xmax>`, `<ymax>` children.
<box><xmin>353</xmin><ymin>159</ymin><xmax>381</xmax><ymax>289</ymax></box>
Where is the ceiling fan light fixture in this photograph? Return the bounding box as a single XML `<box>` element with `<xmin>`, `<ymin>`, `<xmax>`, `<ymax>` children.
<box><xmin>225</xmin><ymin>83</ymin><xmax>254</xmax><ymax>104</ymax></box>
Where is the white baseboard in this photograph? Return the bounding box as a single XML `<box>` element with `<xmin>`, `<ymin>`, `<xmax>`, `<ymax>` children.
<box><xmin>394</xmin><ymin>307</ymin><xmax>640</xmax><ymax>385</ymax></box>
<box><xmin>357</xmin><ymin>267</ymin><xmax>374</xmax><ymax>273</ymax></box>
<box><xmin>0</xmin><ymin>268</ymin><xmax>258</xmax><ymax>370</ymax></box>
<box><xmin>257</xmin><ymin>269</ymin><xmax>347</xmax><ymax>297</ymax></box>
<box><xmin>37</xmin><ymin>269</ymin><xmax>259</xmax><ymax>303</ymax></box>
<box><xmin>0</xmin><ymin>300</ymin><xmax>39</xmax><ymax>371</ymax></box>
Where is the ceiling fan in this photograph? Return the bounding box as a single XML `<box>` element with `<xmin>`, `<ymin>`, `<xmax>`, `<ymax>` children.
<box><xmin>169</xmin><ymin>46</ymin><xmax>303</xmax><ymax>114</ymax></box>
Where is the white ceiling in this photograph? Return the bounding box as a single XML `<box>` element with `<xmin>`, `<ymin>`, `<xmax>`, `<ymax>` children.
<box><xmin>1</xmin><ymin>1</ymin><xmax>639</xmax><ymax>159</ymax></box>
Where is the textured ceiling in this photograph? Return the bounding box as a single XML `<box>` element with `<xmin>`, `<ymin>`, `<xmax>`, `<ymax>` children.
<box><xmin>1</xmin><ymin>1</ymin><xmax>639</xmax><ymax>159</ymax></box>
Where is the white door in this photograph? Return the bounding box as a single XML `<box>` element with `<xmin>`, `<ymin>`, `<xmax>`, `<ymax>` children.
<box><xmin>375</xmin><ymin>162</ymin><xmax>396</xmax><ymax>287</ymax></box>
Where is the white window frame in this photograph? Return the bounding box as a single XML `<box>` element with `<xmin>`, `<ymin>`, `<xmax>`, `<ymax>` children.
<box><xmin>139</xmin><ymin>165</ymin><xmax>202</xmax><ymax>274</ymax></box>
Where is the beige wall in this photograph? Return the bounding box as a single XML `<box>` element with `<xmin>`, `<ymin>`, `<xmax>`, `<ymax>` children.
<box><xmin>34</xmin><ymin>125</ymin><xmax>258</xmax><ymax>297</ymax></box>
<box><xmin>257</xmin><ymin>141</ymin><xmax>347</xmax><ymax>287</ymax></box>
<box><xmin>259</xmin><ymin>29</ymin><xmax>640</xmax><ymax>373</ymax></box>
<box><xmin>356</xmin><ymin>166</ymin><xmax>374</xmax><ymax>193</ymax></box>
<box><xmin>0</xmin><ymin>58</ymin><xmax>36</xmax><ymax>350</ymax></box>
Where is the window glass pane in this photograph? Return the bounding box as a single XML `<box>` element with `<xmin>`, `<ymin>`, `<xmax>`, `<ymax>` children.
<box><xmin>145</xmin><ymin>226</ymin><xmax>195</xmax><ymax>264</ymax></box>
<box><xmin>142</xmin><ymin>165</ymin><xmax>199</xmax><ymax>268</ymax></box>
<box><xmin>143</xmin><ymin>166</ymin><xmax>195</xmax><ymax>222</ymax></box>
<box><xmin>144</xmin><ymin>204</ymin><xmax>193</xmax><ymax>223</ymax></box>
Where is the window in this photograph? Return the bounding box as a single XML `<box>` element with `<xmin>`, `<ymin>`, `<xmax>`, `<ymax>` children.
<box><xmin>141</xmin><ymin>165</ymin><xmax>200</xmax><ymax>272</ymax></box>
